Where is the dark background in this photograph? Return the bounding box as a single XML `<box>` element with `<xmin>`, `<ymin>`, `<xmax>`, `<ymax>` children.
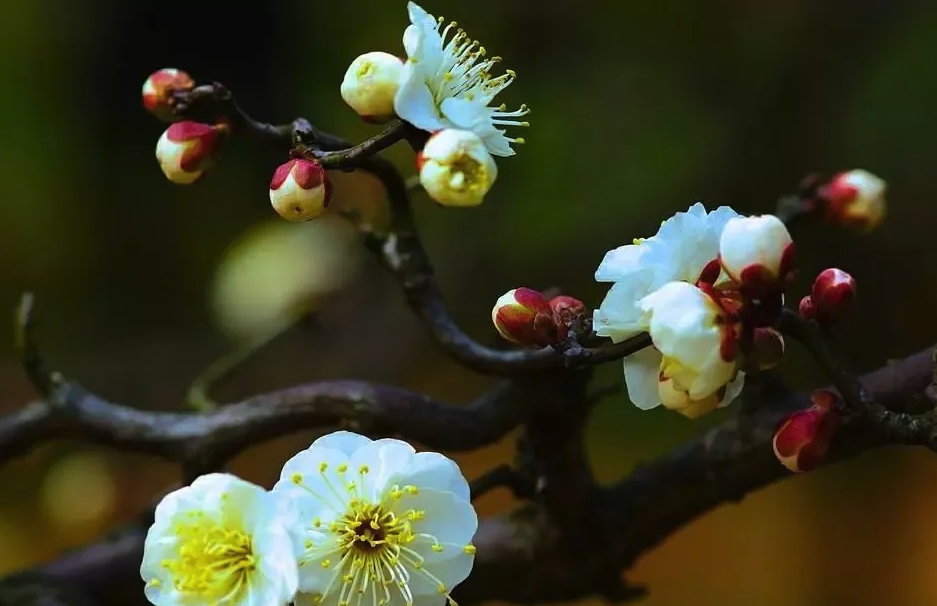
<box><xmin>3</xmin><ymin>0</ymin><xmax>937</xmax><ymax>604</ymax></box>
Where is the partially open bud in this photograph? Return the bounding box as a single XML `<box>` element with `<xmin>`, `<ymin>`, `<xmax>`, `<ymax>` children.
<box><xmin>155</xmin><ymin>121</ymin><xmax>223</xmax><ymax>184</ymax></box>
<box><xmin>811</xmin><ymin>268</ymin><xmax>856</xmax><ymax>321</ymax></box>
<box><xmin>798</xmin><ymin>295</ymin><xmax>817</xmax><ymax>321</ymax></box>
<box><xmin>820</xmin><ymin>169</ymin><xmax>887</xmax><ymax>231</ymax></box>
<box><xmin>548</xmin><ymin>295</ymin><xmax>586</xmax><ymax>342</ymax></box>
<box><xmin>718</xmin><ymin>215</ymin><xmax>795</xmax><ymax>291</ymax></box>
<box><xmin>417</xmin><ymin>129</ymin><xmax>497</xmax><ymax>207</ymax></box>
<box><xmin>142</xmin><ymin>68</ymin><xmax>195</xmax><ymax>122</ymax></box>
<box><xmin>269</xmin><ymin>159</ymin><xmax>331</xmax><ymax>222</ymax></box>
<box><xmin>492</xmin><ymin>288</ymin><xmax>558</xmax><ymax>348</ymax></box>
<box><xmin>340</xmin><ymin>52</ymin><xmax>405</xmax><ymax>122</ymax></box>
<box><xmin>745</xmin><ymin>327</ymin><xmax>785</xmax><ymax>372</ymax></box>
<box><xmin>773</xmin><ymin>390</ymin><xmax>840</xmax><ymax>473</ymax></box>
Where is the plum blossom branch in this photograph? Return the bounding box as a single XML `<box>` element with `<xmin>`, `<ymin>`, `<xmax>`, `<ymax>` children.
<box><xmin>0</xmin><ymin>295</ymin><xmax>544</xmax><ymax>471</ymax></box>
<box><xmin>7</xmin><ymin>345</ymin><xmax>937</xmax><ymax>606</ymax></box>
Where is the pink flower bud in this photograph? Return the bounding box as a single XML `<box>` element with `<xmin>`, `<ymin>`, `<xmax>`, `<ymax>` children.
<box><xmin>820</xmin><ymin>169</ymin><xmax>887</xmax><ymax>231</ymax></box>
<box><xmin>798</xmin><ymin>295</ymin><xmax>816</xmax><ymax>321</ymax></box>
<box><xmin>155</xmin><ymin>121</ymin><xmax>222</xmax><ymax>185</ymax></box>
<box><xmin>548</xmin><ymin>295</ymin><xmax>587</xmax><ymax>341</ymax></box>
<box><xmin>747</xmin><ymin>327</ymin><xmax>785</xmax><ymax>371</ymax></box>
<box><xmin>718</xmin><ymin>215</ymin><xmax>795</xmax><ymax>293</ymax></box>
<box><xmin>773</xmin><ymin>390</ymin><xmax>839</xmax><ymax>473</ymax></box>
<box><xmin>269</xmin><ymin>159</ymin><xmax>332</xmax><ymax>222</ymax></box>
<box><xmin>491</xmin><ymin>288</ymin><xmax>558</xmax><ymax>348</ymax></box>
<box><xmin>142</xmin><ymin>68</ymin><xmax>195</xmax><ymax>122</ymax></box>
<box><xmin>811</xmin><ymin>268</ymin><xmax>856</xmax><ymax>321</ymax></box>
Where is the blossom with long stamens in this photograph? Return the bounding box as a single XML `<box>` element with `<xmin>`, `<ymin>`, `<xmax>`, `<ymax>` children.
<box><xmin>394</xmin><ymin>2</ymin><xmax>529</xmax><ymax>157</ymax></box>
<box><xmin>273</xmin><ymin>431</ymin><xmax>477</xmax><ymax>606</ymax></box>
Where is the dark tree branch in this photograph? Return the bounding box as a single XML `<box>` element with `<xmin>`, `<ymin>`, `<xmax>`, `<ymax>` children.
<box><xmin>9</xmin><ymin>345</ymin><xmax>935</xmax><ymax>606</ymax></box>
<box><xmin>171</xmin><ymin>83</ymin><xmax>652</xmax><ymax>376</ymax></box>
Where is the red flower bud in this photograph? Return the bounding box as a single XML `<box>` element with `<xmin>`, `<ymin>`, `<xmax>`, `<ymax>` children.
<box><xmin>142</xmin><ymin>68</ymin><xmax>195</xmax><ymax>122</ymax></box>
<box><xmin>773</xmin><ymin>390</ymin><xmax>840</xmax><ymax>473</ymax></box>
<box><xmin>820</xmin><ymin>169</ymin><xmax>886</xmax><ymax>231</ymax></box>
<box><xmin>811</xmin><ymin>268</ymin><xmax>856</xmax><ymax>321</ymax></box>
<box><xmin>491</xmin><ymin>288</ymin><xmax>558</xmax><ymax>348</ymax></box>
<box><xmin>269</xmin><ymin>159</ymin><xmax>332</xmax><ymax>222</ymax></box>
<box><xmin>798</xmin><ymin>295</ymin><xmax>816</xmax><ymax>320</ymax></box>
<box><xmin>548</xmin><ymin>295</ymin><xmax>586</xmax><ymax>340</ymax></box>
<box><xmin>155</xmin><ymin>121</ymin><xmax>223</xmax><ymax>184</ymax></box>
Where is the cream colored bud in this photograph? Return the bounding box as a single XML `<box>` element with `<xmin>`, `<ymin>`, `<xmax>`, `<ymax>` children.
<box><xmin>417</xmin><ymin>129</ymin><xmax>497</xmax><ymax>207</ymax></box>
<box><xmin>340</xmin><ymin>52</ymin><xmax>405</xmax><ymax>122</ymax></box>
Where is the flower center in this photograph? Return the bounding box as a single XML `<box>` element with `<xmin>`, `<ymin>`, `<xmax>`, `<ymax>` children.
<box><xmin>335</xmin><ymin>501</ymin><xmax>413</xmax><ymax>554</ymax></box>
<box><xmin>159</xmin><ymin>513</ymin><xmax>255</xmax><ymax>604</ymax></box>
<box><xmin>443</xmin><ymin>153</ymin><xmax>489</xmax><ymax>193</ymax></box>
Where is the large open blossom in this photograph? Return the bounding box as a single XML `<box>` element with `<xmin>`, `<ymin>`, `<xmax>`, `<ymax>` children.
<box><xmin>593</xmin><ymin>203</ymin><xmax>745</xmax><ymax>414</ymax></box>
<box><xmin>141</xmin><ymin>473</ymin><xmax>299</xmax><ymax>606</ymax></box>
<box><xmin>394</xmin><ymin>2</ymin><xmax>529</xmax><ymax>157</ymax></box>
<box><xmin>273</xmin><ymin>431</ymin><xmax>477</xmax><ymax>606</ymax></box>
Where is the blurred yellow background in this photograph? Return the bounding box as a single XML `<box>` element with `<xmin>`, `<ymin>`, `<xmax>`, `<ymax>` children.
<box><xmin>3</xmin><ymin>0</ymin><xmax>937</xmax><ymax>605</ymax></box>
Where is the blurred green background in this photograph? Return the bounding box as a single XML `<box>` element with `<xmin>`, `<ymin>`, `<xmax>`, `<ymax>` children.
<box><xmin>3</xmin><ymin>0</ymin><xmax>937</xmax><ymax>604</ymax></box>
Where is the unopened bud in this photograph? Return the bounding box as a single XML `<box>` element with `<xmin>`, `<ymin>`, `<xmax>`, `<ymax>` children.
<box><xmin>491</xmin><ymin>288</ymin><xmax>558</xmax><ymax>348</ymax></box>
<box><xmin>746</xmin><ymin>327</ymin><xmax>785</xmax><ymax>372</ymax></box>
<box><xmin>718</xmin><ymin>215</ymin><xmax>795</xmax><ymax>291</ymax></box>
<box><xmin>340</xmin><ymin>52</ymin><xmax>405</xmax><ymax>122</ymax></box>
<box><xmin>820</xmin><ymin>169</ymin><xmax>887</xmax><ymax>231</ymax></box>
<box><xmin>417</xmin><ymin>129</ymin><xmax>497</xmax><ymax>207</ymax></box>
<box><xmin>142</xmin><ymin>68</ymin><xmax>195</xmax><ymax>122</ymax></box>
<box><xmin>155</xmin><ymin>121</ymin><xmax>223</xmax><ymax>185</ymax></box>
<box><xmin>773</xmin><ymin>390</ymin><xmax>839</xmax><ymax>473</ymax></box>
<box><xmin>798</xmin><ymin>295</ymin><xmax>816</xmax><ymax>321</ymax></box>
<box><xmin>269</xmin><ymin>159</ymin><xmax>332</xmax><ymax>222</ymax></box>
<box><xmin>811</xmin><ymin>268</ymin><xmax>856</xmax><ymax>321</ymax></box>
<box><xmin>548</xmin><ymin>296</ymin><xmax>587</xmax><ymax>341</ymax></box>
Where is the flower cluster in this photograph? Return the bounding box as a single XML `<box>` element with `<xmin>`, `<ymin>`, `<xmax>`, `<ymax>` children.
<box><xmin>590</xmin><ymin>204</ymin><xmax>794</xmax><ymax>418</ymax></box>
<box><xmin>141</xmin><ymin>431</ymin><xmax>477</xmax><ymax>606</ymax></box>
<box><xmin>143</xmin><ymin>2</ymin><xmax>528</xmax><ymax>217</ymax></box>
<box><xmin>342</xmin><ymin>1</ymin><xmax>529</xmax><ymax>207</ymax></box>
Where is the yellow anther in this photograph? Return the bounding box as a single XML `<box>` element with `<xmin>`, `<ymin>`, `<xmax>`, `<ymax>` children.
<box><xmin>463</xmin><ymin>544</ymin><xmax>476</xmax><ymax>555</ymax></box>
<box><xmin>319</xmin><ymin>462</ymin><xmax>328</xmax><ymax>473</ymax></box>
<box><xmin>437</xmin><ymin>584</ymin><xmax>448</xmax><ymax>594</ymax></box>
<box><xmin>431</xmin><ymin>544</ymin><xmax>443</xmax><ymax>553</ymax></box>
<box><xmin>291</xmin><ymin>472</ymin><xmax>303</xmax><ymax>484</ymax></box>
<box><xmin>515</xmin><ymin>138</ymin><xmax>526</xmax><ymax>144</ymax></box>
<box><xmin>321</xmin><ymin>559</ymin><xmax>332</xmax><ymax>568</ymax></box>
<box><xmin>405</xmin><ymin>485</ymin><xmax>419</xmax><ymax>495</ymax></box>
<box><xmin>337</xmin><ymin>463</ymin><xmax>348</xmax><ymax>473</ymax></box>
<box><xmin>314</xmin><ymin>517</ymin><xmax>322</xmax><ymax>528</ymax></box>
<box><xmin>359</xmin><ymin>465</ymin><xmax>369</xmax><ymax>474</ymax></box>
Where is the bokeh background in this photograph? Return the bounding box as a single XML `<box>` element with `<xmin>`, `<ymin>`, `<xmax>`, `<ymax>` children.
<box><xmin>2</xmin><ymin>0</ymin><xmax>937</xmax><ymax>604</ymax></box>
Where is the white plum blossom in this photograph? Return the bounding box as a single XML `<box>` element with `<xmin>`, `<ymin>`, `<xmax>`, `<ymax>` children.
<box><xmin>272</xmin><ymin>431</ymin><xmax>477</xmax><ymax>606</ymax></box>
<box><xmin>592</xmin><ymin>203</ymin><xmax>746</xmax><ymax>415</ymax></box>
<box><xmin>394</xmin><ymin>2</ymin><xmax>529</xmax><ymax>157</ymax></box>
<box><xmin>340</xmin><ymin>52</ymin><xmax>406</xmax><ymax>122</ymax></box>
<box><xmin>636</xmin><ymin>281</ymin><xmax>743</xmax><ymax>418</ymax></box>
<box><xmin>418</xmin><ymin>128</ymin><xmax>497</xmax><ymax>207</ymax></box>
<box><xmin>141</xmin><ymin>473</ymin><xmax>299</xmax><ymax>606</ymax></box>
<box><xmin>718</xmin><ymin>215</ymin><xmax>793</xmax><ymax>286</ymax></box>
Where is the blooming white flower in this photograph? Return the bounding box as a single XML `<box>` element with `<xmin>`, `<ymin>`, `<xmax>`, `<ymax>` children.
<box><xmin>273</xmin><ymin>431</ymin><xmax>477</xmax><ymax>606</ymax></box>
<box><xmin>394</xmin><ymin>2</ymin><xmax>529</xmax><ymax>157</ymax></box>
<box><xmin>636</xmin><ymin>281</ymin><xmax>742</xmax><ymax>417</ymax></box>
<box><xmin>141</xmin><ymin>473</ymin><xmax>299</xmax><ymax>606</ymax></box>
<box><xmin>418</xmin><ymin>128</ymin><xmax>497</xmax><ymax>207</ymax></box>
<box><xmin>592</xmin><ymin>203</ymin><xmax>745</xmax><ymax>415</ymax></box>
<box><xmin>718</xmin><ymin>214</ymin><xmax>793</xmax><ymax>286</ymax></box>
<box><xmin>341</xmin><ymin>52</ymin><xmax>406</xmax><ymax>122</ymax></box>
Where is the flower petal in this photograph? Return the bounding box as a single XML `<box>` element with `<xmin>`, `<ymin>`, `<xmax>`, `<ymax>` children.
<box><xmin>594</xmin><ymin>243</ymin><xmax>650</xmax><ymax>282</ymax></box>
<box><xmin>593</xmin><ymin>277</ymin><xmax>655</xmax><ymax>342</ymax></box>
<box><xmin>623</xmin><ymin>347</ymin><xmax>664</xmax><ymax>410</ymax></box>
<box><xmin>399</xmin><ymin>451</ymin><xmax>470</xmax><ymax>501</ymax></box>
<box><xmin>350</xmin><ymin>437</ymin><xmax>416</xmax><ymax>498</ymax></box>
<box><xmin>394</xmin><ymin>66</ymin><xmax>447</xmax><ymax>133</ymax></box>
<box><xmin>440</xmin><ymin>97</ymin><xmax>483</xmax><ymax>130</ymax></box>
<box><xmin>274</xmin><ymin>447</ymin><xmax>352</xmax><ymax>517</ymax></box>
<box><xmin>392</xmin><ymin>487</ymin><xmax>477</xmax><ymax>546</ymax></box>
<box><xmin>309</xmin><ymin>430</ymin><xmax>373</xmax><ymax>456</ymax></box>
<box><xmin>718</xmin><ymin>372</ymin><xmax>746</xmax><ymax>408</ymax></box>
